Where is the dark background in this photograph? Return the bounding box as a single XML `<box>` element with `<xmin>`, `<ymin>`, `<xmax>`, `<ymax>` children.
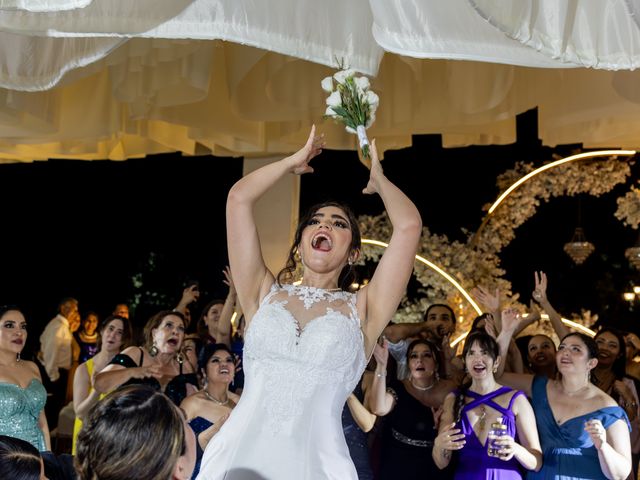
<box><xmin>4</xmin><ymin>109</ymin><xmax>639</xmax><ymax>356</ymax></box>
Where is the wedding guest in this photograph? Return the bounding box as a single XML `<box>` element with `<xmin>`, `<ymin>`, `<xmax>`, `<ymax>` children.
<box><xmin>0</xmin><ymin>306</ymin><xmax>50</xmax><ymax>451</ymax></box>
<box><xmin>75</xmin><ymin>384</ymin><xmax>196</xmax><ymax>480</ymax></box>
<box><xmin>0</xmin><ymin>435</ymin><xmax>46</xmax><ymax>480</ymax></box>
<box><xmin>71</xmin><ymin>315</ymin><xmax>131</xmax><ymax>454</ymax></box>
<box><xmin>496</xmin><ymin>312</ymin><xmax>632</xmax><ymax>480</ymax></box>
<box><xmin>373</xmin><ymin>338</ymin><xmax>456</xmax><ymax>480</ymax></box>
<box><xmin>383</xmin><ymin>303</ymin><xmax>457</xmax><ymax>379</ymax></box>
<box><xmin>526</xmin><ymin>334</ymin><xmax>557</xmax><ymax>378</ymax></box>
<box><xmin>181</xmin><ymin>343</ymin><xmax>238</xmax><ymax>479</ymax></box>
<box><xmin>625</xmin><ymin>333</ymin><xmax>640</xmax><ymax>381</ymax></box>
<box><xmin>74</xmin><ymin>312</ymin><xmax>99</xmax><ymax>364</ymax></box>
<box><xmin>342</xmin><ymin>371</ymin><xmax>376</xmax><ymax>480</ymax></box>
<box><xmin>176</xmin><ymin>281</ymin><xmax>201</xmax><ymax>329</ymax></box>
<box><xmin>196</xmin><ymin>267</ymin><xmax>236</xmax><ymax>347</ymax></box>
<box><xmin>39</xmin><ymin>298</ymin><xmax>80</xmax><ymax>430</ymax></box>
<box><xmin>94</xmin><ymin>310</ymin><xmax>197</xmax><ymax>406</ymax></box>
<box><xmin>433</xmin><ymin>331</ymin><xmax>542</xmax><ymax>479</ymax></box>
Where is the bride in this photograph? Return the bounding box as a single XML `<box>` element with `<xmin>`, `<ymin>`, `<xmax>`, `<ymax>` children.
<box><xmin>197</xmin><ymin>126</ymin><xmax>422</xmax><ymax>479</ymax></box>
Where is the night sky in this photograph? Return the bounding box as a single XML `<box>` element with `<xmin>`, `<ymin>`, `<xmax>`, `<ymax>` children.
<box><xmin>4</xmin><ymin>110</ymin><xmax>639</xmax><ymax>357</ymax></box>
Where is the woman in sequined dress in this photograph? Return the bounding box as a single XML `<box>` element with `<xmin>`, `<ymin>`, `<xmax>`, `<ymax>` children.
<box><xmin>197</xmin><ymin>127</ymin><xmax>422</xmax><ymax>479</ymax></box>
<box><xmin>0</xmin><ymin>305</ymin><xmax>49</xmax><ymax>451</ymax></box>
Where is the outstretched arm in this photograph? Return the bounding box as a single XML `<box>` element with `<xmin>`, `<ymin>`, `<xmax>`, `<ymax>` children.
<box><xmin>215</xmin><ymin>266</ymin><xmax>237</xmax><ymax>347</ymax></box>
<box><xmin>359</xmin><ymin>140</ymin><xmax>422</xmax><ymax>355</ymax></box>
<box><xmin>532</xmin><ymin>271</ymin><xmax>569</xmax><ymax>340</ymax></box>
<box><xmin>493</xmin><ymin>309</ymin><xmax>535</xmax><ymax>397</ymax></box>
<box><xmin>227</xmin><ymin>126</ymin><xmax>325</xmax><ymax>323</ymax></box>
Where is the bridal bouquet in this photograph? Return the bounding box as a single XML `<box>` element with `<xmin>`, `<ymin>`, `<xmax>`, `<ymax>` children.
<box><xmin>322</xmin><ymin>68</ymin><xmax>378</xmax><ymax>159</ymax></box>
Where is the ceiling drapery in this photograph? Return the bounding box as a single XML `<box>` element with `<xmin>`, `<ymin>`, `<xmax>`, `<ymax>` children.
<box><xmin>3</xmin><ymin>0</ymin><xmax>640</xmax><ymax>161</ymax></box>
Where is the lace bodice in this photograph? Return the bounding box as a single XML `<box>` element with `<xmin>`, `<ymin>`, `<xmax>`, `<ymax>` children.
<box><xmin>197</xmin><ymin>283</ymin><xmax>367</xmax><ymax>479</ymax></box>
<box><xmin>242</xmin><ymin>283</ymin><xmax>366</xmax><ymax>433</ymax></box>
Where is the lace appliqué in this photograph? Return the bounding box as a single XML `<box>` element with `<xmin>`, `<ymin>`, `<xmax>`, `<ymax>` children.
<box><xmin>280</xmin><ymin>284</ymin><xmax>352</xmax><ymax>310</ymax></box>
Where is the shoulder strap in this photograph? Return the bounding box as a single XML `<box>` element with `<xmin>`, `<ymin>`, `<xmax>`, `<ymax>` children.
<box><xmin>138</xmin><ymin>347</ymin><xmax>144</xmax><ymax>366</ymax></box>
<box><xmin>507</xmin><ymin>389</ymin><xmax>526</xmax><ymax>410</ymax></box>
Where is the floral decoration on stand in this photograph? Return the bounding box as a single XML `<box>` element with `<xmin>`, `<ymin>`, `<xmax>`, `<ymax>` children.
<box><xmin>322</xmin><ymin>68</ymin><xmax>378</xmax><ymax>160</ymax></box>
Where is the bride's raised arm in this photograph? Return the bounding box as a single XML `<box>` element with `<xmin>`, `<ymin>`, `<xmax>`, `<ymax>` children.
<box><xmin>226</xmin><ymin>126</ymin><xmax>325</xmax><ymax>324</ymax></box>
<box><xmin>357</xmin><ymin>140</ymin><xmax>423</xmax><ymax>356</ymax></box>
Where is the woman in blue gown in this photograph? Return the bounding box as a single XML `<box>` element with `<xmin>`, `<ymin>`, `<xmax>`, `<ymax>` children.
<box><xmin>497</xmin><ymin>309</ymin><xmax>632</xmax><ymax>480</ymax></box>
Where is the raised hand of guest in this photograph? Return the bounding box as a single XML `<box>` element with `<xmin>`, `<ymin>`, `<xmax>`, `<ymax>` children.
<box><xmin>472</xmin><ymin>286</ymin><xmax>501</xmax><ymax>313</ymax></box>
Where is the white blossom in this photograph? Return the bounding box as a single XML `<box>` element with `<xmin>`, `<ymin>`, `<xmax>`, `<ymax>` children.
<box><xmin>354</xmin><ymin>76</ymin><xmax>370</xmax><ymax>92</ymax></box>
<box><xmin>333</xmin><ymin>68</ymin><xmax>356</xmax><ymax>85</ymax></box>
<box><xmin>321</xmin><ymin>76</ymin><xmax>334</xmax><ymax>93</ymax></box>
<box><xmin>325</xmin><ymin>91</ymin><xmax>342</xmax><ymax>108</ymax></box>
<box><xmin>365</xmin><ymin>90</ymin><xmax>379</xmax><ymax>108</ymax></box>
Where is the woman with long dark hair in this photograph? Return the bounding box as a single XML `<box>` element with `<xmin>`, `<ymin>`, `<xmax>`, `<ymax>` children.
<box><xmin>0</xmin><ymin>306</ymin><xmax>49</xmax><ymax>451</ymax></box>
<box><xmin>433</xmin><ymin>331</ymin><xmax>541</xmax><ymax>479</ymax></box>
<box><xmin>372</xmin><ymin>338</ymin><xmax>456</xmax><ymax>479</ymax></box>
<box><xmin>197</xmin><ymin>127</ymin><xmax>422</xmax><ymax>479</ymax></box>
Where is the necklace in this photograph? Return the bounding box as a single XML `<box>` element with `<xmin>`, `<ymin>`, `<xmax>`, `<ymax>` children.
<box><xmin>478</xmin><ymin>406</ymin><xmax>487</xmax><ymax>431</ymax></box>
<box><xmin>410</xmin><ymin>378</ymin><xmax>436</xmax><ymax>391</ymax></box>
<box><xmin>203</xmin><ymin>389</ymin><xmax>229</xmax><ymax>406</ymax></box>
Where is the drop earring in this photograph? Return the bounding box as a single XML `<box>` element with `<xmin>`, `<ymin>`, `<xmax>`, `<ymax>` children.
<box><xmin>149</xmin><ymin>342</ymin><xmax>159</xmax><ymax>357</ymax></box>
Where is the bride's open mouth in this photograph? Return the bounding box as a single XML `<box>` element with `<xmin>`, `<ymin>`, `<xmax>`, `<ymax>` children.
<box><xmin>311</xmin><ymin>233</ymin><xmax>333</xmax><ymax>252</ymax></box>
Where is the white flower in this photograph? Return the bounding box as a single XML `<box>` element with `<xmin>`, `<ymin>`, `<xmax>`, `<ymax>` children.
<box><xmin>365</xmin><ymin>90</ymin><xmax>379</xmax><ymax>107</ymax></box>
<box><xmin>326</xmin><ymin>91</ymin><xmax>342</xmax><ymax>108</ymax></box>
<box><xmin>325</xmin><ymin>106</ymin><xmax>336</xmax><ymax>117</ymax></box>
<box><xmin>333</xmin><ymin>68</ymin><xmax>356</xmax><ymax>85</ymax></box>
<box><xmin>321</xmin><ymin>76</ymin><xmax>334</xmax><ymax>93</ymax></box>
<box><xmin>345</xmin><ymin>126</ymin><xmax>356</xmax><ymax>134</ymax></box>
<box><xmin>354</xmin><ymin>76</ymin><xmax>370</xmax><ymax>92</ymax></box>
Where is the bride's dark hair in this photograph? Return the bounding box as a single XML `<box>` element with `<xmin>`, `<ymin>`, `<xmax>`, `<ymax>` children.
<box><xmin>276</xmin><ymin>201</ymin><xmax>361</xmax><ymax>290</ymax></box>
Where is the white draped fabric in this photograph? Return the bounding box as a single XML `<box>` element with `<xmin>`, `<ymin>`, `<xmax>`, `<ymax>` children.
<box><xmin>2</xmin><ymin>0</ymin><xmax>640</xmax><ymax>161</ymax></box>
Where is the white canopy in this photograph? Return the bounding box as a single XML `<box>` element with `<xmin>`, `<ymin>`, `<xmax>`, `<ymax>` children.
<box><xmin>2</xmin><ymin>0</ymin><xmax>640</xmax><ymax>161</ymax></box>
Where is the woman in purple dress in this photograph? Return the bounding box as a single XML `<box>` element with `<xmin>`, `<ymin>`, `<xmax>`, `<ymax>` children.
<box><xmin>433</xmin><ymin>331</ymin><xmax>542</xmax><ymax>479</ymax></box>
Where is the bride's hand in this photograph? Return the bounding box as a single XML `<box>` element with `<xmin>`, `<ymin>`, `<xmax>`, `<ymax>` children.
<box><xmin>286</xmin><ymin>125</ymin><xmax>325</xmax><ymax>175</ymax></box>
<box><xmin>362</xmin><ymin>139</ymin><xmax>384</xmax><ymax>195</ymax></box>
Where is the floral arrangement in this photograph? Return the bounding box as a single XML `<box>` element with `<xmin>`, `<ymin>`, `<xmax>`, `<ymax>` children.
<box><xmin>358</xmin><ymin>155</ymin><xmax>631</xmax><ymax>334</ymax></box>
<box><xmin>322</xmin><ymin>68</ymin><xmax>378</xmax><ymax>159</ymax></box>
<box><xmin>615</xmin><ymin>186</ymin><xmax>640</xmax><ymax>229</ymax></box>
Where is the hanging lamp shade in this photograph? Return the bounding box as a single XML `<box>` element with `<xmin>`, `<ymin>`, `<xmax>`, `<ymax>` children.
<box><xmin>563</xmin><ymin>227</ymin><xmax>595</xmax><ymax>265</ymax></box>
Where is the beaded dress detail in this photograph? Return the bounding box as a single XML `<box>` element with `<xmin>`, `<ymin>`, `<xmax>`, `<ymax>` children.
<box><xmin>198</xmin><ymin>283</ymin><xmax>367</xmax><ymax>480</ymax></box>
<box><xmin>0</xmin><ymin>379</ymin><xmax>47</xmax><ymax>451</ymax></box>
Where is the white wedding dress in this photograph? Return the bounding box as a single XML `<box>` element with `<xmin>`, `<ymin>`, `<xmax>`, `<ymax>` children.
<box><xmin>197</xmin><ymin>284</ymin><xmax>367</xmax><ymax>480</ymax></box>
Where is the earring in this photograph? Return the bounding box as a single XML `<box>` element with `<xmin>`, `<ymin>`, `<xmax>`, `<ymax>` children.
<box><xmin>149</xmin><ymin>342</ymin><xmax>159</xmax><ymax>357</ymax></box>
<box><xmin>348</xmin><ymin>258</ymin><xmax>353</xmax><ymax>266</ymax></box>
<box><xmin>16</xmin><ymin>352</ymin><xmax>20</xmax><ymax>363</ymax></box>
<box><xmin>176</xmin><ymin>353</ymin><xmax>184</xmax><ymax>364</ymax></box>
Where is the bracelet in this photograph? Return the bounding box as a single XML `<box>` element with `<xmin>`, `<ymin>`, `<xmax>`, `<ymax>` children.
<box><xmin>375</xmin><ymin>371</ymin><xmax>386</xmax><ymax>378</ymax></box>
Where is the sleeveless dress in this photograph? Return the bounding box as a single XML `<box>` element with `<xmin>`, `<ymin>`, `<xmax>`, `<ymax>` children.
<box><xmin>342</xmin><ymin>381</ymin><xmax>373</xmax><ymax>480</ymax></box>
<box><xmin>0</xmin><ymin>378</ymin><xmax>47</xmax><ymax>451</ymax></box>
<box><xmin>197</xmin><ymin>284</ymin><xmax>367</xmax><ymax>480</ymax></box>
<box><xmin>74</xmin><ymin>332</ymin><xmax>98</xmax><ymax>364</ymax></box>
<box><xmin>108</xmin><ymin>348</ymin><xmax>198</xmax><ymax>406</ymax></box>
<box><xmin>529</xmin><ymin>375</ymin><xmax>631</xmax><ymax>480</ymax></box>
<box><xmin>190</xmin><ymin>416</ymin><xmax>214</xmax><ymax>480</ymax></box>
<box><xmin>72</xmin><ymin>357</ymin><xmax>107</xmax><ymax>454</ymax></box>
<box><xmin>455</xmin><ymin>386</ymin><xmax>525</xmax><ymax>480</ymax></box>
<box><xmin>378</xmin><ymin>381</ymin><xmax>443</xmax><ymax>480</ymax></box>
